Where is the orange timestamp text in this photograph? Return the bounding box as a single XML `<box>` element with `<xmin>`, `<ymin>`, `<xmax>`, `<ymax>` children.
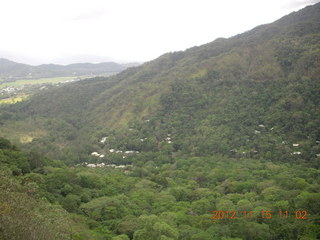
<box><xmin>211</xmin><ymin>210</ymin><xmax>308</xmax><ymax>220</ymax></box>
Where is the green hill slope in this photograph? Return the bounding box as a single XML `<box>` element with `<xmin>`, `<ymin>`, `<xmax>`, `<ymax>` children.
<box><xmin>0</xmin><ymin>3</ymin><xmax>320</xmax><ymax>167</ymax></box>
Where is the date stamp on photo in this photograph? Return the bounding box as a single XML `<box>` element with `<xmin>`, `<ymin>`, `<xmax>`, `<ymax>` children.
<box><xmin>211</xmin><ymin>210</ymin><xmax>308</xmax><ymax>220</ymax></box>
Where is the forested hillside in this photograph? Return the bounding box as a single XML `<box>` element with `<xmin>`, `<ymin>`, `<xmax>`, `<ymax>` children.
<box><xmin>1</xmin><ymin>3</ymin><xmax>319</xmax><ymax>167</ymax></box>
<box><xmin>0</xmin><ymin>3</ymin><xmax>320</xmax><ymax>240</ymax></box>
<box><xmin>1</xmin><ymin>137</ymin><xmax>319</xmax><ymax>239</ymax></box>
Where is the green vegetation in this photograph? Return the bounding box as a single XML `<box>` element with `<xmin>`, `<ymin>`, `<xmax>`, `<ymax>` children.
<box><xmin>1</xmin><ymin>137</ymin><xmax>319</xmax><ymax>239</ymax></box>
<box><xmin>0</xmin><ymin>77</ymin><xmax>80</xmax><ymax>106</ymax></box>
<box><xmin>0</xmin><ymin>76</ymin><xmax>76</xmax><ymax>88</ymax></box>
<box><xmin>0</xmin><ymin>96</ymin><xmax>24</xmax><ymax>104</ymax></box>
<box><xmin>0</xmin><ymin>3</ymin><xmax>320</xmax><ymax>239</ymax></box>
<box><xmin>2</xmin><ymin>2</ymin><xmax>319</xmax><ymax>167</ymax></box>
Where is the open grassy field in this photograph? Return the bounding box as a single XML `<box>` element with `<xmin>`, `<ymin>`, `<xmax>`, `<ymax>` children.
<box><xmin>0</xmin><ymin>73</ymin><xmax>118</xmax><ymax>89</ymax></box>
<box><xmin>0</xmin><ymin>76</ymin><xmax>77</xmax><ymax>89</ymax></box>
<box><xmin>0</xmin><ymin>74</ymin><xmax>117</xmax><ymax>104</ymax></box>
<box><xmin>0</xmin><ymin>77</ymin><xmax>80</xmax><ymax>104</ymax></box>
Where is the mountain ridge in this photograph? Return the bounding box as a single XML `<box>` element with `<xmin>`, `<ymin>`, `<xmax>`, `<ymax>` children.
<box><xmin>0</xmin><ymin>2</ymin><xmax>319</xmax><ymax>167</ymax></box>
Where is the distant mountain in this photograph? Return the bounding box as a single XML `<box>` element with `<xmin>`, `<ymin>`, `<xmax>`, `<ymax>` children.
<box><xmin>0</xmin><ymin>58</ymin><xmax>140</xmax><ymax>80</ymax></box>
<box><xmin>1</xmin><ymin>3</ymin><xmax>320</xmax><ymax>168</ymax></box>
<box><xmin>37</xmin><ymin>62</ymin><xmax>132</xmax><ymax>76</ymax></box>
<box><xmin>0</xmin><ymin>58</ymin><xmax>36</xmax><ymax>80</ymax></box>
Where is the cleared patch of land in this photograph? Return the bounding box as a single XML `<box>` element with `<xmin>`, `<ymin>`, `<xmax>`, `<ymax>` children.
<box><xmin>0</xmin><ymin>76</ymin><xmax>78</xmax><ymax>88</ymax></box>
<box><xmin>0</xmin><ymin>119</ymin><xmax>47</xmax><ymax>144</ymax></box>
<box><xmin>0</xmin><ymin>97</ymin><xmax>24</xmax><ymax>104</ymax></box>
<box><xmin>0</xmin><ymin>76</ymin><xmax>96</xmax><ymax>104</ymax></box>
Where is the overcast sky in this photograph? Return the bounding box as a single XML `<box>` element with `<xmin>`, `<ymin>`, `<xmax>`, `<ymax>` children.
<box><xmin>0</xmin><ymin>0</ymin><xmax>319</xmax><ymax>65</ymax></box>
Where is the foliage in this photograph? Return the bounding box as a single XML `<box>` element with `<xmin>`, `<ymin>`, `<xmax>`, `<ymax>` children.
<box><xmin>0</xmin><ymin>3</ymin><xmax>320</xmax><ymax>239</ymax></box>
